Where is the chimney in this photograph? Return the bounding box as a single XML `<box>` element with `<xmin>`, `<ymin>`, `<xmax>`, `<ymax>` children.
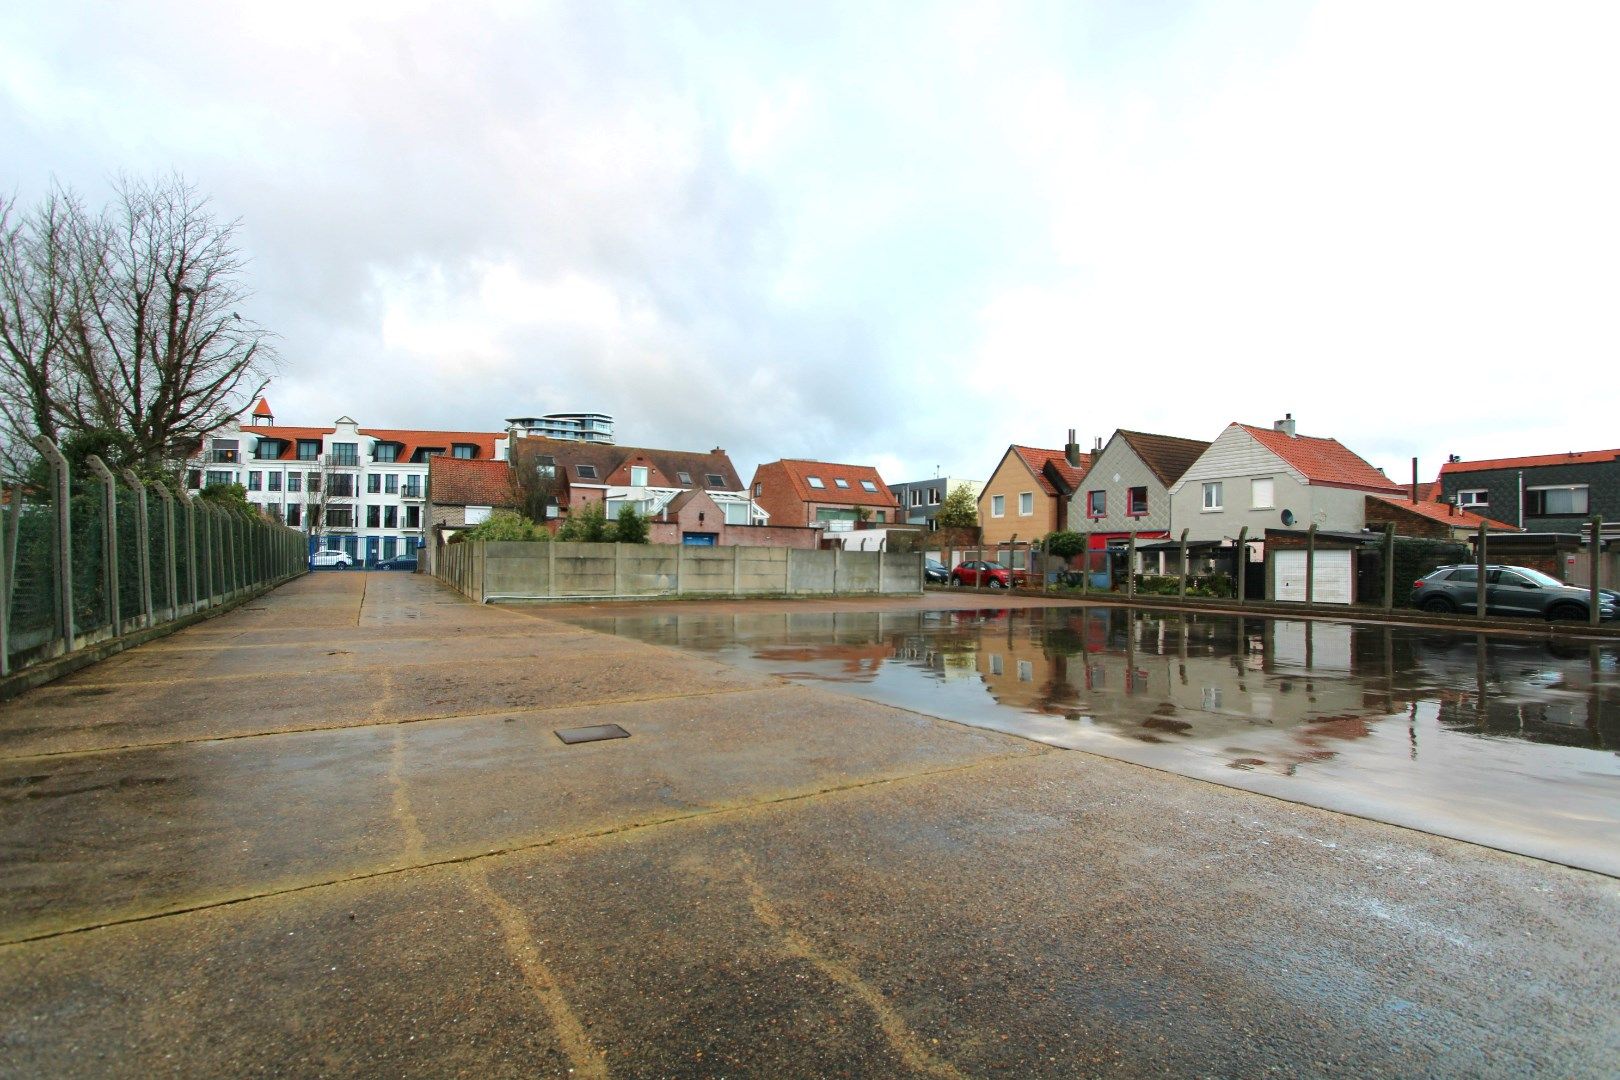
<box><xmin>1065</xmin><ymin>428</ymin><xmax>1081</xmax><ymax>468</ymax></box>
<box><xmin>712</xmin><ymin>447</ymin><xmax>724</xmax><ymax>455</ymax></box>
<box><xmin>1274</xmin><ymin>413</ymin><xmax>1296</xmax><ymax>437</ymax></box>
<box><xmin>1411</xmin><ymin>457</ymin><xmax>1419</xmax><ymax>504</ymax></box>
<box><xmin>1094</xmin><ymin>436</ymin><xmax>1103</xmax><ymax>452</ymax></box>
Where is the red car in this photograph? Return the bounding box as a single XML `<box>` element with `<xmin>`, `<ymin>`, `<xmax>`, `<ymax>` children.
<box><xmin>949</xmin><ymin>561</ymin><xmax>1027</xmax><ymax>589</ymax></box>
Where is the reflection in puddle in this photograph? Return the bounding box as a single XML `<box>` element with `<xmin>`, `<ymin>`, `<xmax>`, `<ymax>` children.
<box><xmin>567</xmin><ymin>607</ymin><xmax>1620</xmax><ymax>876</ymax></box>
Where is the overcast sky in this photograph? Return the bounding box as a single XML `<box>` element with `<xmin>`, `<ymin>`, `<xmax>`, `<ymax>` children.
<box><xmin>5</xmin><ymin>1</ymin><xmax>1617</xmax><ymax>487</ymax></box>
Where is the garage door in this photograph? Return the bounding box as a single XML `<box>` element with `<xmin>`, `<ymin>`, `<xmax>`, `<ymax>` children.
<box><xmin>1273</xmin><ymin>549</ymin><xmax>1353</xmax><ymax>605</ymax></box>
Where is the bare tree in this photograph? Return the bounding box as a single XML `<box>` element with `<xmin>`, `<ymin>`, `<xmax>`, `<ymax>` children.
<box><xmin>0</xmin><ymin>175</ymin><xmax>275</xmax><ymax>479</ymax></box>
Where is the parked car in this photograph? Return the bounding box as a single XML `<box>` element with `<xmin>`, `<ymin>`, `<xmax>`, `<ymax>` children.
<box><xmin>309</xmin><ymin>548</ymin><xmax>353</xmax><ymax>568</ymax></box>
<box><xmin>924</xmin><ymin>559</ymin><xmax>948</xmax><ymax>584</ymax></box>
<box><xmin>949</xmin><ymin>560</ymin><xmax>1027</xmax><ymax>589</ymax></box>
<box><xmin>1411</xmin><ymin>565</ymin><xmax>1617</xmax><ymax>622</ymax></box>
<box><xmin>375</xmin><ymin>555</ymin><xmax>418</xmax><ymax>571</ymax></box>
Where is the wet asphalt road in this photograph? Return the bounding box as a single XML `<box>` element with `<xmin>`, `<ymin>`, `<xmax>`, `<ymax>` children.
<box><xmin>1</xmin><ymin>572</ymin><xmax>1617</xmax><ymax>1077</ymax></box>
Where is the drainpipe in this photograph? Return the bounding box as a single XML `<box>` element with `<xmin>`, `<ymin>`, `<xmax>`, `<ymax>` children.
<box><xmin>1517</xmin><ymin>471</ymin><xmax>1523</xmax><ymax>529</ymax></box>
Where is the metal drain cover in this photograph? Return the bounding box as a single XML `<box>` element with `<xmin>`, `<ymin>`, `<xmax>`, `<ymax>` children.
<box><xmin>554</xmin><ymin>723</ymin><xmax>631</xmax><ymax>745</ymax></box>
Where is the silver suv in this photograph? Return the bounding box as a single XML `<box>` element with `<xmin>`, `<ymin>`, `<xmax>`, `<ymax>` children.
<box><xmin>309</xmin><ymin>548</ymin><xmax>353</xmax><ymax>568</ymax></box>
<box><xmin>1411</xmin><ymin>564</ymin><xmax>1616</xmax><ymax>622</ymax></box>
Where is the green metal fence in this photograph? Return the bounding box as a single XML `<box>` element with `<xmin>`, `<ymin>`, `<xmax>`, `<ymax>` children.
<box><xmin>2</xmin><ymin>437</ymin><xmax>307</xmax><ymax>680</ymax></box>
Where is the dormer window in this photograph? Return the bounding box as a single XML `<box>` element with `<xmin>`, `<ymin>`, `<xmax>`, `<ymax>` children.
<box><xmin>536</xmin><ymin>455</ymin><xmax>556</xmax><ymax>479</ymax></box>
<box><xmin>373</xmin><ymin>442</ymin><xmax>399</xmax><ymax>463</ymax></box>
<box><xmin>807</xmin><ymin>476</ymin><xmax>825</xmax><ymax>489</ymax></box>
<box><xmin>452</xmin><ymin>444</ymin><xmax>476</xmax><ymax>459</ymax></box>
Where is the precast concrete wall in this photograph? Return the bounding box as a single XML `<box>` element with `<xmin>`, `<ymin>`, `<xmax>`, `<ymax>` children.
<box><xmin>436</xmin><ymin>541</ymin><xmax>920</xmax><ymax>601</ymax></box>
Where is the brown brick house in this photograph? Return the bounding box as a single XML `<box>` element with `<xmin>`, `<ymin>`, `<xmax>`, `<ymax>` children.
<box><xmin>748</xmin><ymin>460</ymin><xmax>895</xmax><ymax>529</ymax></box>
<box><xmin>977</xmin><ymin>435</ymin><xmax>1093</xmax><ymax>547</ymax></box>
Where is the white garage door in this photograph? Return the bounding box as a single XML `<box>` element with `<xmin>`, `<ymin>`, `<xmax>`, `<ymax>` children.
<box><xmin>1273</xmin><ymin>549</ymin><xmax>1353</xmax><ymax>605</ymax></box>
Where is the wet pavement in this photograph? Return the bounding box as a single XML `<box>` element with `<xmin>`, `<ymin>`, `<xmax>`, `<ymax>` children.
<box><xmin>561</xmin><ymin>606</ymin><xmax>1620</xmax><ymax>876</ymax></box>
<box><xmin>2</xmin><ymin>574</ymin><xmax>1618</xmax><ymax>1077</ymax></box>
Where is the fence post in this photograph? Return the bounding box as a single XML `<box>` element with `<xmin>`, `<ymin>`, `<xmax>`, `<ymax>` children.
<box><xmin>1476</xmin><ymin>522</ymin><xmax>1488</xmax><ymax>617</ymax></box>
<box><xmin>180</xmin><ymin>490</ymin><xmax>198</xmax><ymax>613</ymax></box>
<box><xmin>833</xmin><ymin>545</ymin><xmax>842</xmax><ymax>594</ymax></box>
<box><xmin>1177</xmin><ymin>529</ymin><xmax>1189</xmax><ymax>599</ymax></box>
<box><xmin>675</xmin><ymin>542</ymin><xmax>685</xmax><ymax>596</ymax></box>
<box><xmin>86</xmin><ymin>455</ymin><xmax>121</xmax><ymax>636</ymax></box>
<box><xmin>1126</xmin><ymin>532</ymin><xmax>1137</xmax><ymax>599</ymax></box>
<box><xmin>32</xmin><ymin>438</ymin><xmax>74</xmax><ymax>652</ymax></box>
<box><xmin>1235</xmin><ymin>527</ymin><xmax>1249</xmax><ymax>607</ymax></box>
<box><xmin>1</xmin><ymin>483</ymin><xmax>18</xmax><ymax>676</ymax></box>
<box><xmin>614</xmin><ymin>541</ymin><xmax>624</xmax><ymax>597</ymax></box>
<box><xmin>1591</xmin><ymin>516</ymin><xmax>1603</xmax><ymax>627</ymax></box>
<box><xmin>121</xmin><ymin>470</ymin><xmax>154</xmax><ymax>628</ymax></box>
<box><xmin>1382</xmin><ymin>523</ymin><xmax>1396</xmax><ymax>611</ymax></box>
<box><xmin>1081</xmin><ymin>531</ymin><xmax>1091</xmax><ymax>595</ymax></box>
<box><xmin>1305</xmin><ymin>524</ymin><xmax>1317</xmax><ymax>606</ymax></box>
<box><xmin>154</xmin><ymin>483</ymin><xmax>178</xmax><ymax>620</ymax></box>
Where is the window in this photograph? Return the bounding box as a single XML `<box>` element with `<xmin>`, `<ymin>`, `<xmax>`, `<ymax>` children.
<box><xmin>1128</xmin><ymin>487</ymin><xmax>1148</xmax><ymax>516</ymax></box>
<box><xmin>329</xmin><ymin>474</ymin><xmax>355</xmax><ymax>498</ymax></box>
<box><xmin>1018</xmin><ymin>491</ymin><xmax>1034</xmax><ymax>515</ymax></box>
<box><xmin>1457</xmin><ymin>489</ymin><xmax>1488</xmax><ymax>507</ymax></box>
<box><xmin>297</xmin><ymin>440</ymin><xmax>321</xmax><ymax>461</ymax></box>
<box><xmin>384</xmin><ymin>506</ymin><xmax>397</xmax><ymax>528</ymax></box>
<box><xmin>382</xmin><ymin>538</ymin><xmax>397</xmax><ymax>560</ymax></box>
<box><xmin>405</xmin><ymin>506</ymin><xmax>421</xmax><ymax>528</ymax></box>
<box><xmin>676</xmin><ymin>471</ymin><xmax>692</xmax><ymax>484</ymax></box>
<box><xmin>268</xmin><ymin>472</ymin><xmax>282</xmax><ymax>492</ymax></box>
<box><xmin>989</xmin><ymin>654</ymin><xmax>1003</xmax><ymax>676</ymax></box>
<box><xmin>807</xmin><ymin>476</ymin><xmax>825</xmax><ymax>489</ymax></box>
<box><xmin>875</xmin><ymin>510</ymin><xmax>886</xmax><ymax>522</ymax></box>
<box><xmin>206</xmin><ymin>470</ymin><xmax>233</xmax><ymax>487</ymax></box>
<box><xmin>384</xmin><ymin>474</ymin><xmax>398</xmax><ymax>494</ymax></box>
<box><xmin>452</xmin><ymin>444</ymin><xmax>475</xmax><ymax>459</ymax></box>
<box><xmin>307</xmin><ymin>472</ymin><xmax>321</xmax><ymax>493</ymax></box>
<box><xmin>1251</xmin><ymin>477</ymin><xmax>1274</xmax><ymax>509</ymax></box>
<box><xmin>536</xmin><ymin>456</ymin><xmax>556</xmax><ymax>479</ymax></box>
<box><xmin>724</xmin><ymin>502</ymin><xmax>749</xmax><ymax>525</ymax></box>
<box><xmin>326</xmin><ymin>506</ymin><xmax>354</xmax><ymax>528</ymax></box>
<box><xmin>834</xmin><ymin>478</ymin><xmax>850</xmax><ymax>489</ymax></box>
<box><xmin>1448</xmin><ymin>566</ymin><xmax>1478</xmax><ymax>584</ymax></box>
<box><xmin>1087</xmin><ymin>490</ymin><xmax>1106</xmax><ymax>517</ymax></box>
<box><xmin>286</xmin><ymin>504</ymin><xmax>302</xmax><ymax>527</ymax></box>
<box><xmin>860</xmin><ymin>480</ymin><xmax>877</xmax><ymax>493</ymax></box>
<box><xmin>991</xmin><ymin>494</ymin><xmax>1005</xmax><ymax>517</ymax></box>
<box><xmin>373</xmin><ymin>442</ymin><xmax>399</xmax><ymax>463</ymax></box>
<box><xmin>1525</xmin><ymin>485</ymin><xmax>1588</xmax><ymax>516</ymax></box>
<box><xmin>706</xmin><ymin>473</ymin><xmax>725</xmax><ymax>486</ymax></box>
<box><xmin>1017</xmin><ymin>660</ymin><xmax>1033</xmax><ymax>683</ymax></box>
<box><xmin>367</xmin><ymin>474</ymin><xmax>381</xmax><ymax>493</ymax></box>
<box><xmin>366</xmin><ymin>505</ymin><xmax>380</xmax><ymax>528</ymax></box>
<box><xmin>255</xmin><ymin>440</ymin><xmax>282</xmax><ymax>460</ymax></box>
<box><xmin>576</xmin><ymin>465</ymin><xmax>598</xmax><ymax>479</ymax></box>
<box><xmin>288</xmin><ymin>473</ymin><xmax>301</xmax><ymax>493</ymax></box>
<box><xmin>929</xmin><ymin>488</ymin><xmax>940</xmax><ymax>505</ymax></box>
<box><xmin>247</xmin><ymin>471</ymin><xmax>262</xmax><ymax>491</ymax></box>
<box><xmin>211</xmin><ymin>440</ymin><xmax>239</xmax><ymax>464</ymax></box>
<box><xmin>403</xmin><ymin>477</ymin><xmax>422</xmax><ymax>498</ymax></box>
<box><xmin>331</xmin><ymin>442</ymin><xmax>359</xmax><ymax>467</ymax></box>
<box><xmin>1202</xmin><ymin>482</ymin><xmax>1223</xmax><ymax>511</ymax></box>
<box><xmin>630</xmin><ymin>465</ymin><xmax>649</xmax><ymax>486</ymax></box>
<box><xmin>186</xmin><ymin>469</ymin><xmax>201</xmax><ymax>489</ymax></box>
<box><xmin>754</xmin><ymin>482</ymin><xmax>762</xmax><ymax>496</ymax></box>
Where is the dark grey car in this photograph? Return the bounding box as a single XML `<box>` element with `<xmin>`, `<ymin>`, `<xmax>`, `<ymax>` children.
<box><xmin>1411</xmin><ymin>564</ymin><xmax>1617</xmax><ymax>621</ymax></box>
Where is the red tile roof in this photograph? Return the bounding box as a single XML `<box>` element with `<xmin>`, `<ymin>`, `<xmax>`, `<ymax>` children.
<box><xmin>428</xmin><ymin>457</ymin><xmax>515</xmax><ymax>507</ymax></box>
<box><xmin>1438</xmin><ymin>448</ymin><xmax>1620</xmax><ymax>474</ymax></box>
<box><xmin>760</xmin><ymin>460</ymin><xmax>894</xmax><ymax>508</ymax></box>
<box><xmin>1237</xmin><ymin>424</ymin><xmax>1404</xmax><ymax>493</ymax></box>
<box><xmin>243</xmin><ymin>425</ymin><xmax>504</xmax><ymax>463</ymax></box>
<box><xmin>1010</xmin><ymin>446</ymin><xmax>1092</xmax><ymax>497</ymax></box>
<box><xmin>1368</xmin><ymin>495</ymin><xmax>1518</xmax><ymax>532</ymax></box>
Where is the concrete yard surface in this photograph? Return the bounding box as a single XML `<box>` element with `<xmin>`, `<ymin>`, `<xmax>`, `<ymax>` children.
<box><xmin>1</xmin><ymin>571</ymin><xmax>1617</xmax><ymax>1077</ymax></box>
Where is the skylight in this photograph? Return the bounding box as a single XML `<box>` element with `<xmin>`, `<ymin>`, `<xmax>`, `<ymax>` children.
<box><xmin>834</xmin><ymin>478</ymin><xmax>850</xmax><ymax>488</ymax></box>
<box><xmin>860</xmin><ymin>480</ymin><xmax>877</xmax><ymax>492</ymax></box>
<box><xmin>576</xmin><ymin>465</ymin><xmax>598</xmax><ymax>479</ymax></box>
<box><xmin>806</xmin><ymin>476</ymin><xmax>824</xmax><ymax>489</ymax></box>
<box><xmin>706</xmin><ymin>473</ymin><xmax>725</xmax><ymax>485</ymax></box>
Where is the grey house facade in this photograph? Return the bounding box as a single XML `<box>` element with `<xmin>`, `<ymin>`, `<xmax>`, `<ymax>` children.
<box><xmin>889</xmin><ymin>477</ymin><xmax>984</xmax><ymax>528</ymax></box>
<box><xmin>1437</xmin><ymin>449</ymin><xmax>1620</xmax><ymax>533</ymax></box>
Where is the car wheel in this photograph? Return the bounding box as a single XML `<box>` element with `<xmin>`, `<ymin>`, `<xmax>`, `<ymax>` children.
<box><xmin>950</xmin><ymin>577</ymin><xmax>962</xmax><ymax>587</ymax></box>
<box><xmin>1547</xmin><ymin>602</ymin><xmax>1585</xmax><ymax>622</ymax></box>
<box><xmin>988</xmin><ymin>578</ymin><xmax>1005</xmax><ymax>590</ymax></box>
<box><xmin>1420</xmin><ymin>596</ymin><xmax>1455</xmax><ymax>614</ymax></box>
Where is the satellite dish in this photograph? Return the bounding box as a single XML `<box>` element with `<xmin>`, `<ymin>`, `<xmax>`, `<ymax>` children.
<box><xmin>1280</xmin><ymin>509</ymin><xmax>1296</xmax><ymax>526</ymax></box>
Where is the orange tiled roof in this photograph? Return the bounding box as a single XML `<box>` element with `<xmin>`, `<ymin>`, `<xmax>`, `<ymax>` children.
<box><xmin>1438</xmin><ymin>448</ymin><xmax>1620</xmax><ymax>474</ymax></box>
<box><xmin>1237</xmin><ymin>424</ymin><xmax>1403</xmax><ymax>493</ymax></box>
<box><xmin>1010</xmin><ymin>446</ymin><xmax>1091</xmax><ymax>497</ymax></box>
<box><xmin>767</xmin><ymin>460</ymin><xmax>895</xmax><ymax>508</ymax></box>
<box><xmin>1368</xmin><ymin>495</ymin><xmax>1518</xmax><ymax>532</ymax></box>
<box><xmin>243</xmin><ymin>425</ymin><xmax>504</xmax><ymax>463</ymax></box>
<box><xmin>428</xmin><ymin>457</ymin><xmax>515</xmax><ymax>507</ymax></box>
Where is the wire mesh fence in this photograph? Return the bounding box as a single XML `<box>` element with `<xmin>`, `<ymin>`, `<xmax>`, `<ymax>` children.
<box><xmin>3</xmin><ymin>440</ymin><xmax>307</xmax><ymax>681</ymax></box>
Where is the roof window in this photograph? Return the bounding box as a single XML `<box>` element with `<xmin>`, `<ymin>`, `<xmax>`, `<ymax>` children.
<box><xmin>860</xmin><ymin>480</ymin><xmax>877</xmax><ymax>492</ymax></box>
<box><xmin>806</xmin><ymin>476</ymin><xmax>825</xmax><ymax>489</ymax></box>
<box><xmin>834</xmin><ymin>478</ymin><xmax>850</xmax><ymax>488</ymax></box>
<box><xmin>706</xmin><ymin>473</ymin><xmax>725</xmax><ymax>486</ymax></box>
<box><xmin>576</xmin><ymin>465</ymin><xmax>598</xmax><ymax>479</ymax></box>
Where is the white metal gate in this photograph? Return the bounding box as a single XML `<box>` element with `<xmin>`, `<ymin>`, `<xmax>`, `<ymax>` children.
<box><xmin>1273</xmin><ymin>549</ymin><xmax>1353</xmax><ymax>604</ymax></box>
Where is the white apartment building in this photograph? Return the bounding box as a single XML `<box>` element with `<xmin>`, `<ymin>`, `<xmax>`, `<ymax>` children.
<box><xmin>185</xmin><ymin>399</ymin><xmax>508</xmax><ymax>566</ymax></box>
<box><xmin>506</xmin><ymin>412</ymin><xmax>614</xmax><ymax>444</ymax></box>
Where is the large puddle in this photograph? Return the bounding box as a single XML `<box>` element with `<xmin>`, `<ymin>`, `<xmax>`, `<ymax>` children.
<box><xmin>564</xmin><ymin>606</ymin><xmax>1620</xmax><ymax>876</ymax></box>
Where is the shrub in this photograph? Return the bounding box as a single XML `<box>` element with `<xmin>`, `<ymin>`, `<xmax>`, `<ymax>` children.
<box><xmin>461</xmin><ymin>511</ymin><xmax>548</xmax><ymax>542</ymax></box>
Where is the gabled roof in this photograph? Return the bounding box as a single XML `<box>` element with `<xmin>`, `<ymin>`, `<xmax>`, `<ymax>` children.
<box><xmin>1236</xmin><ymin>424</ymin><xmax>1403</xmax><ymax>493</ymax></box>
<box><xmin>513</xmin><ymin>437</ymin><xmax>744</xmax><ymax>491</ymax></box>
<box><xmin>1368</xmin><ymin>495</ymin><xmax>1519</xmax><ymax>532</ymax></box>
<box><xmin>428</xmin><ymin>457</ymin><xmax>515</xmax><ymax>507</ymax></box>
<box><xmin>1009</xmin><ymin>446</ymin><xmax>1091</xmax><ymax>497</ymax></box>
<box><xmin>1114</xmin><ymin>430</ymin><xmax>1210</xmax><ymax>488</ymax></box>
<box><xmin>1438</xmin><ymin>448</ymin><xmax>1620</xmax><ymax>474</ymax></box>
<box><xmin>757</xmin><ymin>459</ymin><xmax>894</xmax><ymax>507</ymax></box>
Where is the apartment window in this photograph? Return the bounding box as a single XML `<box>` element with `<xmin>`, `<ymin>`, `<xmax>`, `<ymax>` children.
<box><xmin>327</xmin><ymin>506</ymin><xmax>354</xmax><ymax>528</ymax></box>
<box><xmin>754</xmin><ymin>482</ymin><xmax>762</xmax><ymax>496</ymax></box>
<box><xmin>807</xmin><ymin>476</ymin><xmax>825</xmax><ymax>489</ymax></box>
<box><xmin>860</xmin><ymin>480</ymin><xmax>877</xmax><ymax>493</ymax></box>
<box><xmin>255</xmin><ymin>440</ymin><xmax>282</xmax><ymax>460</ymax></box>
<box><xmin>297</xmin><ymin>440</ymin><xmax>321</xmax><ymax>461</ymax></box>
<box><xmin>384</xmin><ymin>474</ymin><xmax>398</xmax><ymax>494</ymax></box>
<box><xmin>676</xmin><ymin>471</ymin><xmax>692</xmax><ymax>484</ymax></box>
<box><xmin>1457</xmin><ymin>489</ymin><xmax>1488</xmax><ymax>507</ymax></box>
<box><xmin>929</xmin><ymin>488</ymin><xmax>940</xmax><ymax>505</ymax></box>
<box><xmin>329</xmin><ymin>474</ymin><xmax>355</xmax><ymax>498</ymax></box>
<box><xmin>186</xmin><ymin>469</ymin><xmax>201</xmax><ymax>489</ymax></box>
<box><xmin>211</xmin><ymin>440</ymin><xmax>239</xmax><ymax>464</ymax></box>
<box><xmin>366</xmin><ymin>505</ymin><xmax>381</xmax><ymax>528</ymax></box>
<box><xmin>1251</xmin><ymin>477</ymin><xmax>1274</xmax><ymax>509</ymax></box>
<box><xmin>1129</xmin><ymin>487</ymin><xmax>1148</xmax><ymax>516</ymax></box>
<box><xmin>1018</xmin><ymin>491</ymin><xmax>1034</xmax><ymax>516</ymax></box>
<box><xmin>834</xmin><ymin>478</ymin><xmax>850</xmax><ymax>489</ymax></box>
<box><xmin>308</xmin><ymin>472</ymin><xmax>322</xmax><ymax>493</ymax></box>
<box><xmin>367</xmin><ymin>473</ymin><xmax>381</xmax><ymax>494</ymax></box>
<box><xmin>286</xmin><ymin>504</ymin><xmax>302</xmax><ymax>527</ymax></box>
<box><xmin>403</xmin><ymin>477</ymin><xmax>422</xmax><ymax>498</ymax></box>
<box><xmin>384</xmin><ymin>506</ymin><xmax>397</xmax><ymax>528</ymax></box>
<box><xmin>991</xmin><ymin>494</ymin><xmax>1005</xmax><ymax>517</ymax></box>
<box><xmin>268</xmin><ymin>472</ymin><xmax>282</xmax><ymax>492</ymax></box>
<box><xmin>247</xmin><ymin>471</ymin><xmax>262</xmax><ymax>491</ymax></box>
<box><xmin>1087</xmin><ymin>490</ymin><xmax>1105</xmax><ymax>518</ymax></box>
<box><xmin>1525</xmin><ymin>485</ymin><xmax>1588</xmax><ymax>516</ymax></box>
<box><xmin>576</xmin><ymin>465</ymin><xmax>598</xmax><ymax>480</ymax></box>
<box><xmin>205</xmin><ymin>470</ymin><xmax>233</xmax><ymax>487</ymax></box>
<box><xmin>630</xmin><ymin>465</ymin><xmax>649</xmax><ymax>486</ymax></box>
<box><xmin>373</xmin><ymin>442</ymin><xmax>399</xmax><ymax>463</ymax></box>
<box><xmin>331</xmin><ymin>442</ymin><xmax>359</xmax><ymax>467</ymax></box>
<box><xmin>288</xmin><ymin>473</ymin><xmax>301</xmax><ymax>493</ymax></box>
<box><xmin>706</xmin><ymin>473</ymin><xmax>725</xmax><ymax>486</ymax></box>
<box><xmin>405</xmin><ymin>506</ymin><xmax>421</xmax><ymax>528</ymax></box>
<box><xmin>452</xmin><ymin>444</ymin><xmax>475</xmax><ymax>459</ymax></box>
<box><xmin>1202</xmin><ymin>482</ymin><xmax>1224</xmax><ymax>511</ymax></box>
<box><xmin>382</xmin><ymin>538</ymin><xmax>397</xmax><ymax>560</ymax></box>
